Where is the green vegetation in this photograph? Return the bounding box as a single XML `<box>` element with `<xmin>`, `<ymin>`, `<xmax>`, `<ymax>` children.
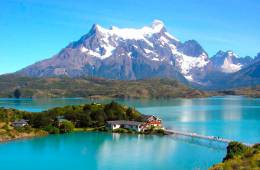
<box><xmin>59</xmin><ymin>120</ymin><xmax>75</xmax><ymax>133</ymax></box>
<box><xmin>0</xmin><ymin>101</ymin><xmax>143</xmax><ymax>142</ymax></box>
<box><xmin>210</xmin><ymin>142</ymin><xmax>260</xmax><ymax>170</ymax></box>
<box><xmin>0</xmin><ymin>121</ymin><xmax>47</xmax><ymax>142</ymax></box>
<box><xmin>43</xmin><ymin>125</ymin><xmax>60</xmax><ymax>134</ymax></box>
<box><xmin>142</xmin><ymin>127</ymin><xmax>165</xmax><ymax>135</ymax></box>
<box><xmin>0</xmin><ymin>74</ymin><xmax>208</xmax><ymax>98</ymax></box>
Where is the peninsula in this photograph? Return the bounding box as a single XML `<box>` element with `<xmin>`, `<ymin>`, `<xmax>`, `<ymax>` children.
<box><xmin>0</xmin><ymin>101</ymin><xmax>164</xmax><ymax>142</ymax></box>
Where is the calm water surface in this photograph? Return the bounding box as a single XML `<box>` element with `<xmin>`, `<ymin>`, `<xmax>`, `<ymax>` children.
<box><xmin>0</xmin><ymin>96</ymin><xmax>259</xmax><ymax>170</ymax></box>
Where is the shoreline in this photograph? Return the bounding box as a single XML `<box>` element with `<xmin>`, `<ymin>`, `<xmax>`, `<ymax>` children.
<box><xmin>0</xmin><ymin>94</ymin><xmax>258</xmax><ymax>101</ymax></box>
<box><xmin>0</xmin><ymin>127</ymin><xmax>166</xmax><ymax>144</ymax></box>
<box><xmin>0</xmin><ymin>132</ymin><xmax>48</xmax><ymax>144</ymax></box>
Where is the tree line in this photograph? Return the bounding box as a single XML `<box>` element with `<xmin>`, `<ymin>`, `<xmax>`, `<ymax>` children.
<box><xmin>0</xmin><ymin>101</ymin><xmax>143</xmax><ymax>134</ymax></box>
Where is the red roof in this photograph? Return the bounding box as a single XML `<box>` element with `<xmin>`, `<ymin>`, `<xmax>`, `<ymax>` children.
<box><xmin>146</xmin><ymin>121</ymin><xmax>161</xmax><ymax>125</ymax></box>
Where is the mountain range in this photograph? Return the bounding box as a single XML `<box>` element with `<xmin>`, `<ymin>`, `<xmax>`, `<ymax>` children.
<box><xmin>16</xmin><ymin>20</ymin><xmax>260</xmax><ymax>89</ymax></box>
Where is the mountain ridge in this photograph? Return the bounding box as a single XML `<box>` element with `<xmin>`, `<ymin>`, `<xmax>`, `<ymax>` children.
<box><xmin>15</xmin><ymin>20</ymin><xmax>259</xmax><ymax>89</ymax></box>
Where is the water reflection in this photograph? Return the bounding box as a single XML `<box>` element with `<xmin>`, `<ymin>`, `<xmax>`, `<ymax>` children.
<box><xmin>97</xmin><ymin>133</ymin><xmax>179</xmax><ymax>170</ymax></box>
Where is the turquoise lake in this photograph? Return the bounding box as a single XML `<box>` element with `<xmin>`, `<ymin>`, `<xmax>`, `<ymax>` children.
<box><xmin>0</xmin><ymin>96</ymin><xmax>259</xmax><ymax>170</ymax></box>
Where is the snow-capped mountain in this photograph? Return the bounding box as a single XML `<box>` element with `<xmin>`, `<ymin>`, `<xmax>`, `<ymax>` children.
<box><xmin>209</xmin><ymin>50</ymin><xmax>253</xmax><ymax>73</ymax></box>
<box><xmin>16</xmin><ymin>20</ymin><xmax>257</xmax><ymax>88</ymax></box>
<box><xmin>17</xmin><ymin>20</ymin><xmax>209</xmax><ymax>82</ymax></box>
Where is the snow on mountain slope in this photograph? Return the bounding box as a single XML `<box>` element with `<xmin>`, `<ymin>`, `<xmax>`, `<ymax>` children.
<box><xmin>220</xmin><ymin>51</ymin><xmax>242</xmax><ymax>73</ymax></box>
<box><xmin>171</xmin><ymin>49</ymin><xmax>209</xmax><ymax>81</ymax></box>
<box><xmin>221</xmin><ymin>57</ymin><xmax>242</xmax><ymax>73</ymax></box>
<box><xmin>94</xmin><ymin>20</ymin><xmax>178</xmax><ymax>41</ymax></box>
<box><xmin>76</xmin><ymin>20</ymin><xmax>180</xmax><ymax>60</ymax></box>
<box><xmin>210</xmin><ymin>51</ymin><xmax>250</xmax><ymax>73</ymax></box>
<box><xmin>76</xmin><ymin>20</ymin><xmax>207</xmax><ymax>81</ymax></box>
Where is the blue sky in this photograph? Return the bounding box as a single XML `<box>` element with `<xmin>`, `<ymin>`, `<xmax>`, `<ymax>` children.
<box><xmin>0</xmin><ymin>0</ymin><xmax>259</xmax><ymax>74</ymax></box>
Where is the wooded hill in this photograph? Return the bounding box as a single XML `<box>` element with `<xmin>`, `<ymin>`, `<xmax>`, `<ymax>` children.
<box><xmin>0</xmin><ymin>102</ymin><xmax>143</xmax><ymax>140</ymax></box>
<box><xmin>0</xmin><ymin>74</ymin><xmax>208</xmax><ymax>99</ymax></box>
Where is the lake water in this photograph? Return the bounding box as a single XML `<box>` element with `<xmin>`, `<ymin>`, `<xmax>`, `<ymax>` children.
<box><xmin>0</xmin><ymin>96</ymin><xmax>259</xmax><ymax>170</ymax></box>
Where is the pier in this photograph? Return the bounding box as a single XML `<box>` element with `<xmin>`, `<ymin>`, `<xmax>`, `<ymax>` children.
<box><xmin>164</xmin><ymin>129</ymin><xmax>252</xmax><ymax>146</ymax></box>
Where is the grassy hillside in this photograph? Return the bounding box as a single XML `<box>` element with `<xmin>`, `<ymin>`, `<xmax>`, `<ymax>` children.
<box><xmin>210</xmin><ymin>142</ymin><xmax>260</xmax><ymax>170</ymax></box>
<box><xmin>0</xmin><ymin>74</ymin><xmax>208</xmax><ymax>98</ymax></box>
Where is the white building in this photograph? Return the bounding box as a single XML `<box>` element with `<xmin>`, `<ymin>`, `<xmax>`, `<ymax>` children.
<box><xmin>12</xmin><ymin>119</ymin><xmax>29</xmax><ymax>128</ymax></box>
<box><xmin>106</xmin><ymin>120</ymin><xmax>144</xmax><ymax>132</ymax></box>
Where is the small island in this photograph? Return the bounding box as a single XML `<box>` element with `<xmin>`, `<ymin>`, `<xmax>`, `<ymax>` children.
<box><xmin>0</xmin><ymin>101</ymin><xmax>164</xmax><ymax>142</ymax></box>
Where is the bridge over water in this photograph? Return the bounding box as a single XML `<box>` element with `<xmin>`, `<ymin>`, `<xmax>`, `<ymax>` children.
<box><xmin>164</xmin><ymin>129</ymin><xmax>252</xmax><ymax>147</ymax></box>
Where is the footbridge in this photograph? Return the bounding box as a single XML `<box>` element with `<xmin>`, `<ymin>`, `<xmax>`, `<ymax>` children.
<box><xmin>164</xmin><ymin>129</ymin><xmax>252</xmax><ymax>147</ymax></box>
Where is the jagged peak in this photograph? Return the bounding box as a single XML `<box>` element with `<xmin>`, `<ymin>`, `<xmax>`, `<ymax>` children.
<box><xmin>216</xmin><ymin>50</ymin><xmax>225</xmax><ymax>54</ymax></box>
<box><xmin>178</xmin><ymin>40</ymin><xmax>207</xmax><ymax>57</ymax></box>
<box><xmin>84</xmin><ymin>20</ymin><xmax>178</xmax><ymax>41</ymax></box>
<box><xmin>226</xmin><ymin>50</ymin><xmax>236</xmax><ymax>56</ymax></box>
<box><xmin>214</xmin><ymin>50</ymin><xmax>238</xmax><ymax>58</ymax></box>
<box><xmin>89</xmin><ymin>24</ymin><xmax>108</xmax><ymax>34</ymax></box>
<box><xmin>151</xmin><ymin>19</ymin><xmax>165</xmax><ymax>32</ymax></box>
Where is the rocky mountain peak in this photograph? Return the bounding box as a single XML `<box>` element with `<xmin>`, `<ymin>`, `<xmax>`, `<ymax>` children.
<box><xmin>84</xmin><ymin>24</ymin><xmax>105</xmax><ymax>37</ymax></box>
<box><xmin>151</xmin><ymin>19</ymin><xmax>165</xmax><ymax>32</ymax></box>
<box><xmin>210</xmin><ymin>50</ymin><xmax>247</xmax><ymax>73</ymax></box>
<box><xmin>214</xmin><ymin>50</ymin><xmax>228</xmax><ymax>56</ymax></box>
<box><xmin>213</xmin><ymin>50</ymin><xmax>237</xmax><ymax>60</ymax></box>
<box><xmin>226</xmin><ymin>50</ymin><xmax>238</xmax><ymax>58</ymax></box>
<box><xmin>178</xmin><ymin>40</ymin><xmax>207</xmax><ymax>57</ymax></box>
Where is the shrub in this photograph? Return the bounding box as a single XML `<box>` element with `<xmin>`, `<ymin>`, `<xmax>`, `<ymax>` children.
<box><xmin>59</xmin><ymin>120</ymin><xmax>74</xmax><ymax>133</ymax></box>
<box><xmin>15</xmin><ymin>125</ymin><xmax>33</xmax><ymax>133</ymax></box>
<box><xmin>224</xmin><ymin>142</ymin><xmax>250</xmax><ymax>161</ymax></box>
<box><xmin>3</xmin><ymin>123</ymin><xmax>9</xmax><ymax>131</ymax></box>
<box><xmin>44</xmin><ymin>125</ymin><xmax>60</xmax><ymax>134</ymax></box>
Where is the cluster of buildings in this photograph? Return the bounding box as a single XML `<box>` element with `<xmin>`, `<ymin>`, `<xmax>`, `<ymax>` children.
<box><xmin>11</xmin><ymin>115</ymin><xmax>163</xmax><ymax>133</ymax></box>
<box><xmin>11</xmin><ymin>119</ymin><xmax>29</xmax><ymax>128</ymax></box>
<box><xmin>106</xmin><ymin>115</ymin><xmax>163</xmax><ymax>132</ymax></box>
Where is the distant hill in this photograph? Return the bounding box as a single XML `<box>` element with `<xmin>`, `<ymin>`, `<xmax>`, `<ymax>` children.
<box><xmin>227</xmin><ymin>60</ymin><xmax>260</xmax><ymax>88</ymax></box>
<box><xmin>0</xmin><ymin>75</ymin><xmax>208</xmax><ymax>99</ymax></box>
<box><xmin>192</xmin><ymin>58</ymin><xmax>260</xmax><ymax>90</ymax></box>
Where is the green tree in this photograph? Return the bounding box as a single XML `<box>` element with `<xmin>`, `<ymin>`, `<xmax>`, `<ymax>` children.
<box><xmin>224</xmin><ymin>142</ymin><xmax>249</xmax><ymax>161</ymax></box>
<box><xmin>44</xmin><ymin>125</ymin><xmax>60</xmax><ymax>134</ymax></box>
<box><xmin>79</xmin><ymin>113</ymin><xmax>92</xmax><ymax>127</ymax></box>
<box><xmin>126</xmin><ymin>107</ymin><xmax>140</xmax><ymax>120</ymax></box>
<box><xmin>31</xmin><ymin>113</ymin><xmax>52</xmax><ymax>128</ymax></box>
<box><xmin>59</xmin><ymin>120</ymin><xmax>74</xmax><ymax>133</ymax></box>
<box><xmin>91</xmin><ymin>110</ymin><xmax>106</xmax><ymax>126</ymax></box>
<box><xmin>14</xmin><ymin>89</ymin><xmax>21</xmax><ymax>98</ymax></box>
